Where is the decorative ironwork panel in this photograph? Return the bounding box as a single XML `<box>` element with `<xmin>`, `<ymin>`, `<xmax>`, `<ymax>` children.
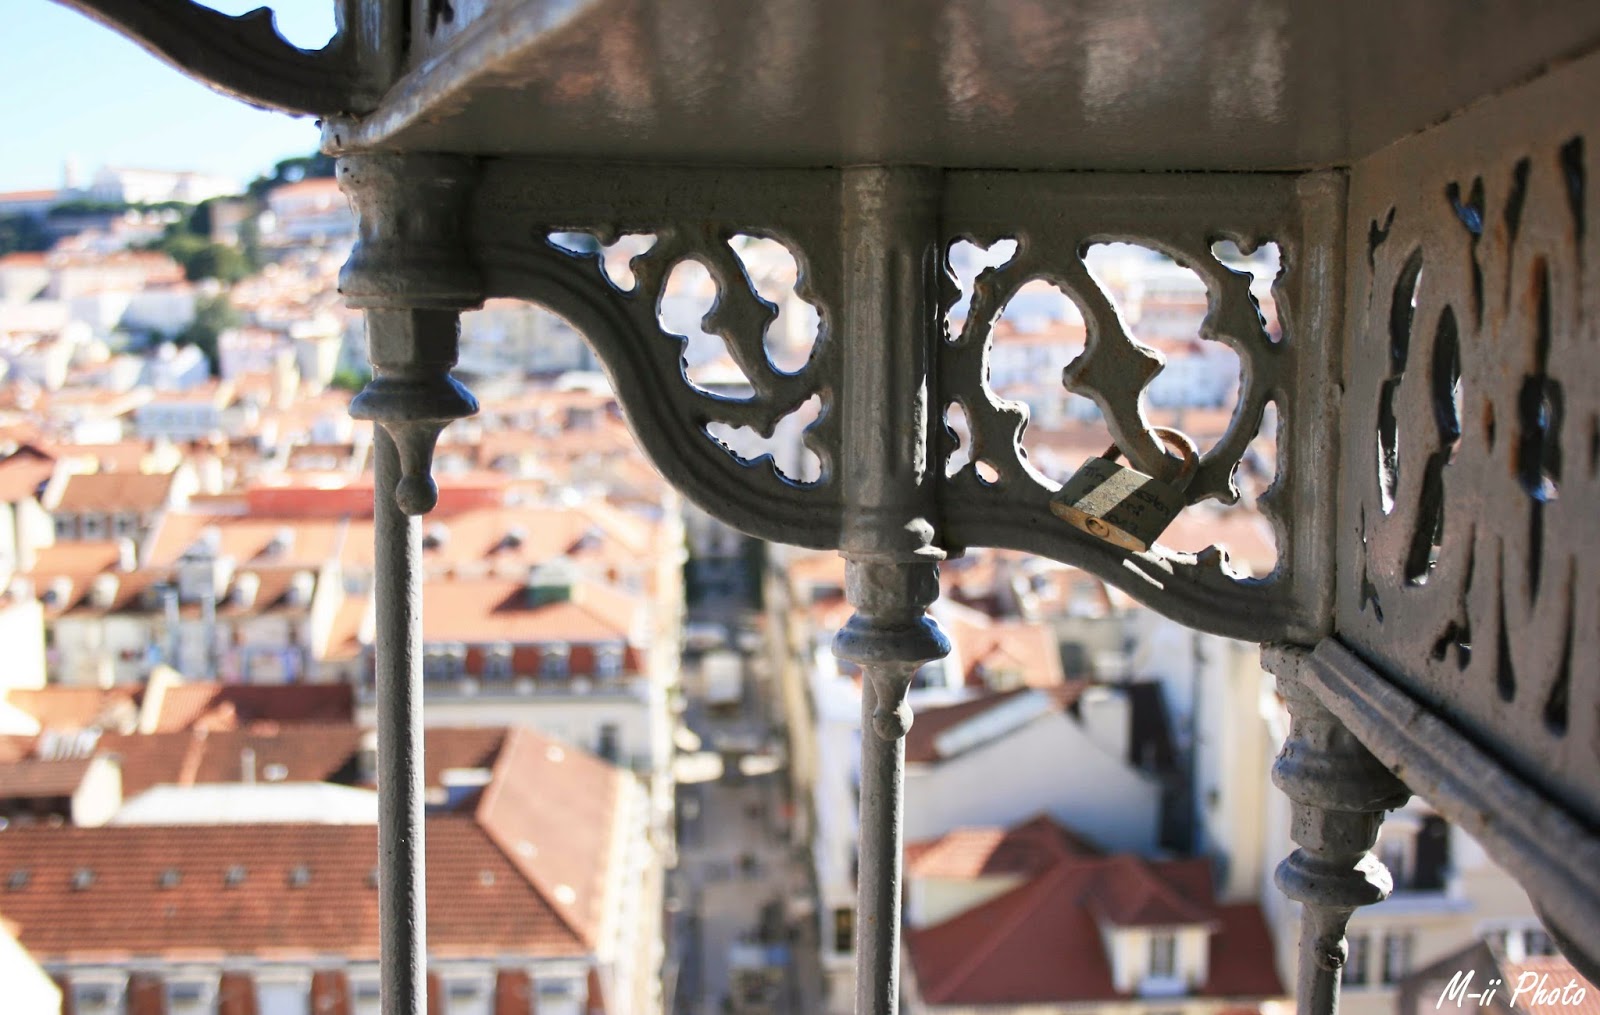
<box><xmin>473</xmin><ymin>163</ymin><xmax>847</xmax><ymax>550</ymax></box>
<box><xmin>470</xmin><ymin>164</ymin><xmax>1345</xmax><ymax>643</ymax></box>
<box><xmin>940</xmin><ymin>172</ymin><xmax>1343</xmax><ymax>642</ymax></box>
<box><xmin>1336</xmin><ymin>53</ymin><xmax>1600</xmax><ymax>831</ymax></box>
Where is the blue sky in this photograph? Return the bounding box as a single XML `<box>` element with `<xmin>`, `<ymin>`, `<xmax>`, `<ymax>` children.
<box><xmin>2</xmin><ymin>2</ymin><xmax>337</xmax><ymax>193</ymax></box>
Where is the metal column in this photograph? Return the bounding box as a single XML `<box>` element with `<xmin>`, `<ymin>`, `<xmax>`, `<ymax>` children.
<box><xmin>372</xmin><ymin>424</ymin><xmax>428</xmax><ymax>1015</ymax></box>
<box><xmin>832</xmin><ymin>167</ymin><xmax>950</xmax><ymax>1015</ymax></box>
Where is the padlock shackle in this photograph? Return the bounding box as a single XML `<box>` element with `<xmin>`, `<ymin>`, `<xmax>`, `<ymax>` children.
<box><xmin>1099</xmin><ymin>426</ymin><xmax>1200</xmax><ymax>489</ymax></box>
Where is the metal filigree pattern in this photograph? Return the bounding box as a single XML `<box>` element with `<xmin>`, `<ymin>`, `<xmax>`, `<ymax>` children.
<box><xmin>1334</xmin><ymin>54</ymin><xmax>1600</xmax><ymax>961</ymax></box>
<box><xmin>53</xmin><ymin>0</ymin><xmax>394</xmax><ymax>115</ymax></box>
<box><xmin>474</xmin><ymin>164</ymin><xmax>845</xmax><ymax>549</ymax></box>
<box><xmin>938</xmin><ymin>172</ymin><xmax>1344</xmax><ymax>642</ymax></box>
<box><xmin>1337</xmin><ymin>67</ymin><xmax>1600</xmax><ymax>821</ymax></box>
<box><xmin>463</xmin><ymin>164</ymin><xmax>1348</xmax><ymax>641</ymax></box>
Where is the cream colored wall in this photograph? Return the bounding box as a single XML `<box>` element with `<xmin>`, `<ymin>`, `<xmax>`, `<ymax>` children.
<box><xmin>70</xmin><ymin>756</ymin><xmax>123</xmax><ymax>827</ymax></box>
<box><xmin>0</xmin><ymin>597</ymin><xmax>46</xmax><ymax>690</ymax></box>
<box><xmin>360</xmin><ymin>693</ymin><xmax>656</xmax><ymax>772</ymax></box>
<box><xmin>906</xmin><ymin>876</ymin><xmax>1023</xmax><ymax>928</ymax></box>
<box><xmin>0</xmin><ymin>922</ymin><xmax>59</xmax><ymax>1015</ymax></box>
<box><xmin>904</xmin><ymin>710</ymin><xmax>1162</xmax><ymax>854</ymax></box>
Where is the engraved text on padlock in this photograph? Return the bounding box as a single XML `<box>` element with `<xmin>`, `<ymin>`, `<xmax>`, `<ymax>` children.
<box><xmin>1049</xmin><ymin>427</ymin><xmax>1198</xmax><ymax>553</ymax></box>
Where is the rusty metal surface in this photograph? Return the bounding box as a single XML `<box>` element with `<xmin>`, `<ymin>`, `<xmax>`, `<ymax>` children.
<box><xmin>1334</xmin><ymin>50</ymin><xmax>1600</xmax><ymax>833</ymax></box>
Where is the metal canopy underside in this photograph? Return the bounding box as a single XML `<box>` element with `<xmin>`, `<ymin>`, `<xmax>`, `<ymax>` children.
<box><xmin>333</xmin><ymin>0</ymin><xmax>1600</xmax><ymax>170</ymax></box>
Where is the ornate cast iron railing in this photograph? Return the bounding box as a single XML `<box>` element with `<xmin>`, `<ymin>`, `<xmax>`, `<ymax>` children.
<box><xmin>48</xmin><ymin>0</ymin><xmax>1600</xmax><ymax>1011</ymax></box>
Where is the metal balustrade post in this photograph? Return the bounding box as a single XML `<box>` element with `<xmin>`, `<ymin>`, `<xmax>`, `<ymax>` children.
<box><xmin>371</xmin><ymin>423</ymin><xmax>428</xmax><ymax>1015</ymax></box>
<box><xmin>831</xmin><ymin>167</ymin><xmax>950</xmax><ymax>1015</ymax></box>
<box><xmin>1267</xmin><ymin>646</ymin><xmax>1409</xmax><ymax>1015</ymax></box>
<box><xmin>338</xmin><ymin>155</ymin><xmax>482</xmax><ymax>1015</ymax></box>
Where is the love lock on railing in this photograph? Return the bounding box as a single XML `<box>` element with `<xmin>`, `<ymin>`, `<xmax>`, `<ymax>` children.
<box><xmin>1050</xmin><ymin>426</ymin><xmax>1200</xmax><ymax>553</ymax></box>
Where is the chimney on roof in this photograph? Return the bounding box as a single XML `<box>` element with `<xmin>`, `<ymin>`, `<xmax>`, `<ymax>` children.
<box><xmin>267</xmin><ymin>526</ymin><xmax>295</xmax><ymax>557</ymax></box>
<box><xmin>232</xmin><ymin>571</ymin><xmax>260</xmax><ymax>609</ymax></box>
<box><xmin>115</xmin><ymin>537</ymin><xmax>137</xmax><ymax>572</ymax></box>
<box><xmin>88</xmin><ymin>573</ymin><xmax>119</xmax><ymax>610</ymax></box>
<box><xmin>45</xmin><ymin>576</ymin><xmax>73</xmax><ymax>607</ymax></box>
<box><xmin>287</xmin><ymin>570</ymin><xmax>315</xmax><ymax>607</ymax></box>
<box><xmin>524</xmin><ymin>560</ymin><xmax>576</xmax><ymax>608</ymax></box>
<box><xmin>423</xmin><ymin>522</ymin><xmax>449</xmax><ymax>551</ymax></box>
<box><xmin>357</xmin><ymin>729</ymin><xmax>378</xmax><ymax>786</ymax></box>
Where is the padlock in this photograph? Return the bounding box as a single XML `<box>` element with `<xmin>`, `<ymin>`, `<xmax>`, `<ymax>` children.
<box><xmin>1049</xmin><ymin>426</ymin><xmax>1199</xmax><ymax>553</ymax></box>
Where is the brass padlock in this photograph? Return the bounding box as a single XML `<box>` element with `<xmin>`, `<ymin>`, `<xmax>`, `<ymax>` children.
<box><xmin>1049</xmin><ymin>427</ymin><xmax>1199</xmax><ymax>553</ymax></box>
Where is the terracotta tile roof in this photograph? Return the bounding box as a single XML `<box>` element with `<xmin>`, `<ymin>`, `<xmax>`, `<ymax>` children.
<box><xmin>6</xmin><ymin>683</ymin><xmax>350</xmax><ymax>740</ymax></box>
<box><xmin>0</xmin><ymin>735</ymin><xmax>37</xmax><ymax>763</ymax></box>
<box><xmin>1086</xmin><ymin>855</ymin><xmax>1214</xmax><ymax>927</ymax></box>
<box><xmin>0</xmin><ymin>757</ymin><xmax>92</xmax><ymax>798</ymax></box>
<box><xmin>98</xmin><ymin>725</ymin><xmax>363</xmax><ymax>798</ymax></box>
<box><xmin>27</xmin><ymin>541</ymin><xmax>125</xmax><ymax>578</ymax></box>
<box><xmin>0</xmin><ymin>819</ymin><xmax>585</xmax><ymax>962</ymax></box>
<box><xmin>415</xmin><ymin>504</ymin><xmax>661</xmax><ymax>580</ymax></box>
<box><xmin>4</xmin><ymin>687</ymin><xmax>139</xmax><ymax>733</ymax></box>
<box><xmin>145</xmin><ymin>513</ymin><xmax>349</xmax><ymax>569</ymax></box>
<box><xmin>907</xmin><ymin>851</ymin><xmax>1284</xmax><ymax>1006</ymax></box>
<box><xmin>475</xmin><ymin>728</ymin><xmax>624</xmax><ymax>947</ymax></box>
<box><xmin>0</xmin><ymin>446</ymin><xmax>56</xmax><ymax>504</ymax></box>
<box><xmin>907</xmin><ymin>814</ymin><xmax>1101</xmax><ymax>879</ymax></box>
<box><xmin>53</xmin><ymin>471</ymin><xmax>175</xmax><ymax>514</ymax></box>
<box><xmin>904</xmin><ymin>689</ymin><xmax>1030</xmax><ymax>765</ymax></box>
<box><xmin>0</xmin><ymin>726</ymin><xmax>618</xmax><ymax>963</ymax></box>
<box><xmin>420</xmin><ymin>577</ymin><xmax>643</xmax><ymax>645</ymax></box>
<box><xmin>321</xmin><ymin>594</ymin><xmax>372</xmax><ymax>661</ymax></box>
<box><xmin>940</xmin><ymin>605</ymin><xmax>1065</xmax><ymax>689</ymax></box>
<box><xmin>1204</xmin><ymin>903</ymin><xmax>1289</xmax><ymax>999</ymax></box>
<box><xmin>1498</xmin><ymin>957</ymin><xmax>1600</xmax><ymax>1015</ymax></box>
<box><xmin>904</xmin><ymin>686</ymin><xmax>1090</xmax><ymax>765</ymax></box>
<box><xmin>144</xmin><ymin>683</ymin><xmax>354</xmax><ymax>734</ymax></box>
<box><xmin>96</xmin><ymin>724</ymin><xmax>499</xmax><ymax>800</ymax></box>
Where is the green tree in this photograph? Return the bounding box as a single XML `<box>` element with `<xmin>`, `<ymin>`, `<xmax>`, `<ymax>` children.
<box><xmin>0</xmin><ymin>214</ymin><xmax>49</xmax><ymax>256</ymax></box>
<box><xmin>183</xmin><ymin>243</ymin><xmax>251</xmax><ymax>284</ymax></box>
<box><xmin>174</xmin><ymin>294</ymin><xmax>240</xmax><ymax>375</ymax></box>
<box><xmin>329</xmin><ymin>364</ymin><xmax>372</xmax><ymax>392</ymax></box>
<box><xmin>247</xmin><ymin>152</ymin><xmax>336</xmax><ymax>199</ymax></box>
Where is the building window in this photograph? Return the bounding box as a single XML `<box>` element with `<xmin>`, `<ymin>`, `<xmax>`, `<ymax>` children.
<box><xmin>256</xmin><ymin>976</ymin><xmax>311</xmax><ymax>1015</ymax></box>
<box><xmin>166</xmin><ymin>978</ymin><xmax>218</xmax><ymax>1015</ymax></box>
<box><xmin>484</xmin><ymin>643</ymin><xmax>513</xmax><ymax>682</ymax></box>
<box><xmin>597</xmin><ymin>723</ymin><xmax>620</xmax><ymax>763</ymax></box>
<box><xmin>1342</xmin><ymin>932</ymin><xmax>1370</xmax><ymax>987</ymax></box>
<box><xmin>73</xmin><ymin>980</ymin><xmax>127</xmax><ymax>1015</ymax></box>
<box><xmin>1381</xmin><ymin>931</ymin><xmax>1414</xmax><ymax>985</ymax></box>
<box><xmin>1149</xmin><ymin>931</ymin><xmax>1178</xmax><ymax>978</ymax></box>
<box><xmin>596</xmin><ymin>644</ymin><xmax>624</xmax><ymax>678</ymax></box>
<box><xmin>348</xmin><ymin>972</ymin><xmax>381</xmax><ymax>1015</ymax></box>
<box><xmin>833</xmin><ymin>906</ymin><xmax>854</xmax><ymax>954</ymax></box>
<box><xmin>535</xmin><ymin>978</ymin><xmax>582</xmax><ymax>1015</ymax></box>
<box><xmin>442</xmin><ymin>974</ymin><xmax>492</xmax><ymax>1015</ymax></box>
<box><xmin>540</xmin><ymin>643</ymin><xmax>571</xmax><ymax>679</ymax></box>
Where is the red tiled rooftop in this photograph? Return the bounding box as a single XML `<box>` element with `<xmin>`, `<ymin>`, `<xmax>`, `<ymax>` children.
<box><xmin>0</xmin><ymin>446</ymin><xmax>56</xmax><ymax>504</ymax></box>
<box><xmin>53</xmin><ymin>471</ymin><xmax>175</xmax><ymax>514</ymax></box>
<box><xmin>0</xmin><ymin>819</ymin><xmax>586</xmax><ymax>962</ymax></box>
<box><xmin>0</xmin><ymin>757</ymin><xmax>92</xmax><ymax>799</ymax></box>
<box><xmin>907</xmin><ymin>850</ymin><xmax>1284</xmax><ymax>1006</ymax></box>
<box><xmin>907</xmin><ymin>814</ymin><xmax>1101</xmax><ymax>879</ymax></box>
<box><xmin>0</xmin><ymin>726</ymin><xmax>619</xmax><ymax>962</ymax></box>
<box><xmin>904</xmin><ymin>686</ymin><xmax>1090</xmax><ymax>765</ymax></box>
